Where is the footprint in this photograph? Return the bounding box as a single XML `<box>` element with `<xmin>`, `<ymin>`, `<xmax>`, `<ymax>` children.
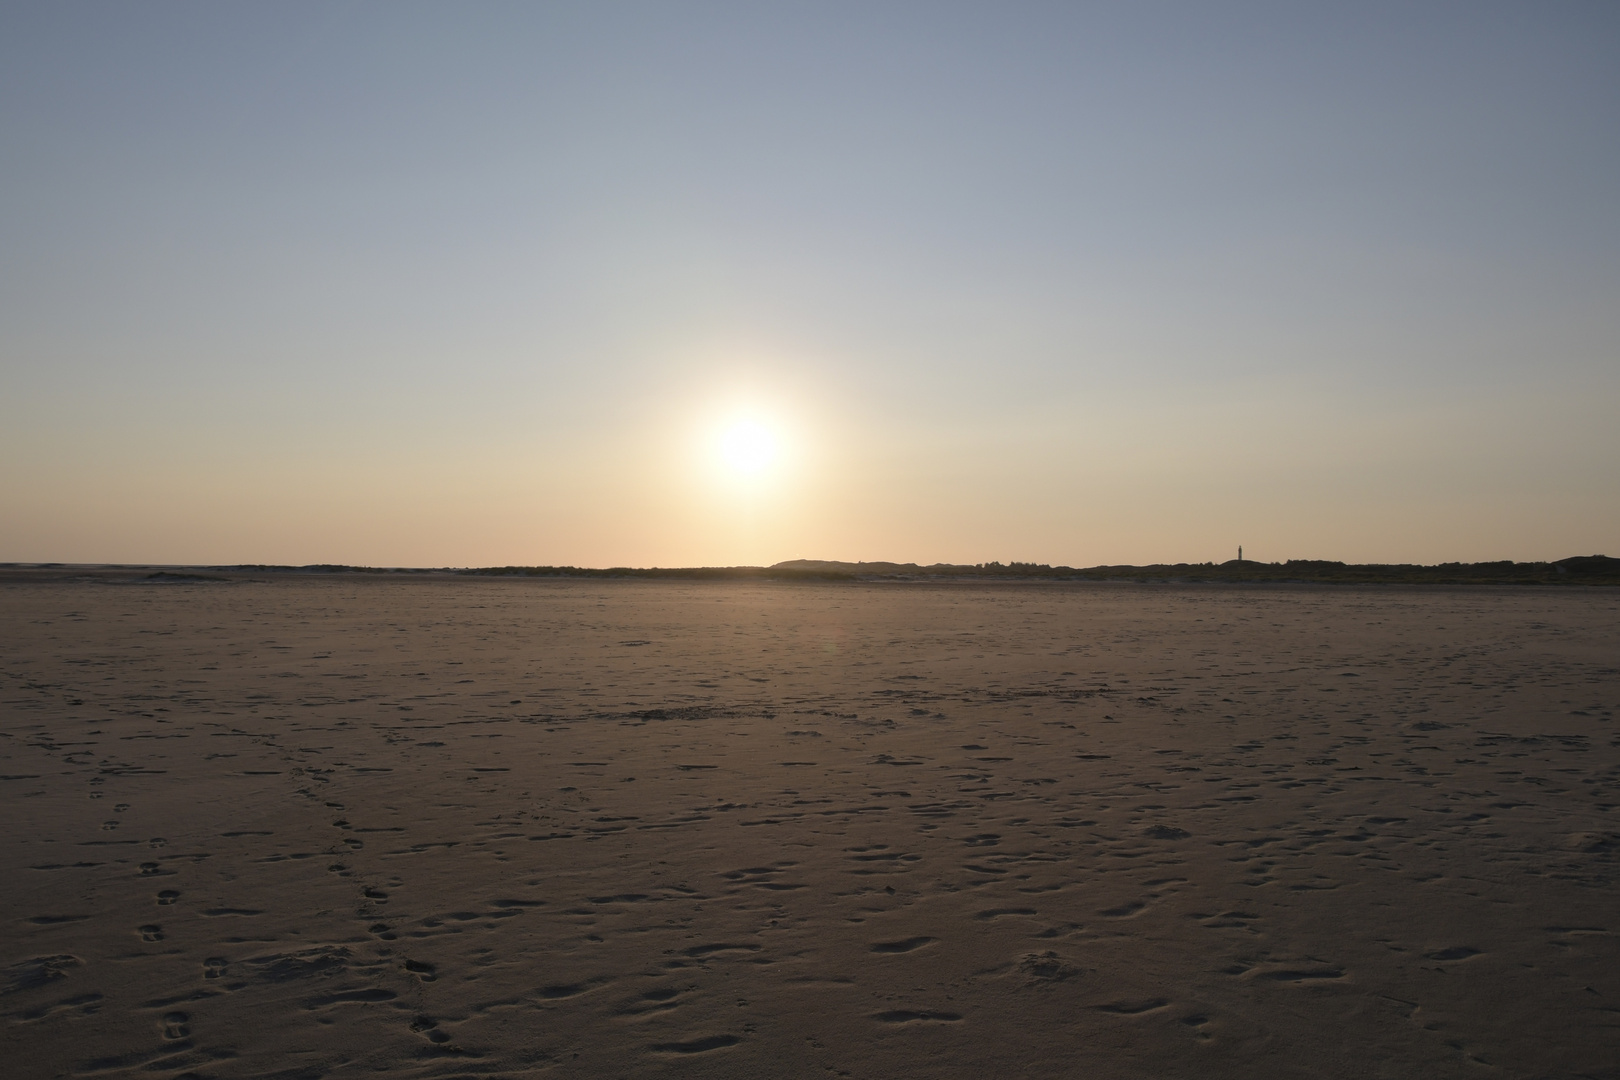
<box><xmin>617</xmin><ymin>986</ymin><xmax>683</xmax><ymax>1017</ymax></box>
<box><xmin>1424</xmin><ymin>947</ymin><xmax>1480</xmax><ymax>962</ymax></box>
<box><xmin>244</xmin><ymin>946</ymin><xmax>349</xmax><ymax>983</ymax></box>
<box><xmin>682</xmin><ymin>944</ymin><xmax>761</xmax><ymax>958</ymax></box>
<box><xmin>1247</xmin><ymin>966</ymin><xmax>1345</xmax><ymax>982</ymax></box>
<box><xmin>3</xmin><ymin>954</ymin><xmax>82</xmax><ymax>993</ymax></box>
<box><xmin>138</xmin><ymin>924</ymin><xmax>164</xmax><ymax>942</ymax></box>
<box><xmin>1020</xmin><ymin>952</ymin><xmax>1081</xmax><ymax>981</ymax></box>
<box><xmin>410</xmin><ymin>1016</ymin><xmax>451</xmax><ymax>1044</ymax></box>
<box><xmin>203</xmin><ymin>957</ymin><xmax>228</xmax><ymax>980</ymax></box>
<box><xmin>404</xmin><ymin>959</ymin><xmax>437</xmax><ymax>981</ymax></box>
<box><xmin>1099</xmin><ymin>900</ymin><xmax>1147</xmax><ymax>918</ymax></box>
<box><xmin>871</xmin><ymin>937</ymin><xmax>937</xmax><ymax>954</ymax></box>
<box><xmin>15</xmin><ymin>992</ymin><xmax>102</xmax><ymax>1022</ymax></box>
<box><xmin>1034</xmin><ymin>922</ymin><xmax>1084</xmax><ymax>939</ymax></box>
<box><xmin>160</xmin><ymin>1011</ymin><xmax>190</xmax><ymax>1040</ymax></box>
<box><xmin>539</xmin><ymin>983</ymin><xmax>602</xmax><ymax>999</ymax></box>
<box><xmin>156</xmin><ymin>891</ymin><xmax>179</xmax><ymax>906</ymax></box>
<box><xmin>1093</xmin><ymin>998</ymin><xmax>1170</xmax><ymax>1015</ymax></box>
<box><xmin>306</xmin><ymin>988</ymin><xmax>397</xmax><ymax>1006</ymax></box>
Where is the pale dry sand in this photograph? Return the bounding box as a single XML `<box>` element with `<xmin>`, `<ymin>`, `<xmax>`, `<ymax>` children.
<box><xmin>2</xmin><ymin>576</ymin><xmax>1617</xmax><ymax>1079</ymax></box>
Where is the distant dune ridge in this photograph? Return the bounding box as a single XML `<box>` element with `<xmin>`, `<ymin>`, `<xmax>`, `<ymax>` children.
<box><xmin>766</xmin><ymin>555</ymin><xmax>1620</xmax><ymax>585</ymax></box>
<box><xmin>3</xmin><ymin>555</ymin><xmax>1617</xmax><ymax>585</ymax></box>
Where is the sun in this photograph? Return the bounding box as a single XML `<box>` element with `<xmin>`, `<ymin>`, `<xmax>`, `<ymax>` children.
<box><xmin>714</xmin><ymin>416</ymin><xmax>781</xmax><ymax>480</ymax></box>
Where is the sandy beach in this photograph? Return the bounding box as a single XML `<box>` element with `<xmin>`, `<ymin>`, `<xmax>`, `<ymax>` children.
<box><xmin>3</xmin><ymin>573</ymin><xmax>1617</xmax><ymax>1078</ymax></box>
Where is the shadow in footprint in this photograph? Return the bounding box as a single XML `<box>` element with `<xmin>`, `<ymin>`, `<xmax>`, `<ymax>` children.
<box><xmin>683</xmin><ymin>944</ymin><xmax>760</xmax><ymax>959</ymax></box>
<box><xmin>618</xmin><ymin>986</ymin><xmax>683</xmax><ymax>1016</ymax></box>
<box><xmin>306</xmin><ymin>988</ymin><xmax>397</xmax><ymax>1007</ymax></box>
<box><xmin>1248</xmin><ymin>967</ymin><xmax>1345</xmax><ymax>982</ymax></box>
<box><xmin>1099</xmin><ymin>901</ymin><xmax>1147</xmax><ymax>918</ymax></box>
<box><xmin>1425</xmin><ymin>947</ymin><xmax>1480</xmax><ymax>962</ymax></box>
<box><xmin>650</xmin><ymin>1034</ymin><xmax>741</xmax><ymax>1053</ymax></box>
<box><xmin>874</xmin><ymin>1010</ymin><xmax>962</xmax><ymax>1023</ymax></box>
<box><xmin>1094</xmin><ymin>999</ymin><xmax>1169</xmax><ymax>1015</ymax></box>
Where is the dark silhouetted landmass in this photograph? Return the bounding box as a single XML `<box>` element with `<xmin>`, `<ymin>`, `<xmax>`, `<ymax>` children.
<box><xmin>459</xmin><ymin>555</ymin><xmax>1620</xmax><ymax>585</ymax></box>
<box><xmin>2</xmin><ymin>555</ymin><xmax>1615</xmax><ymax>585</ymax></box>
<box><xmin>759</xmin><ymin>554</ymin><xmax>1620</xmax><ymax>585</ymax></box>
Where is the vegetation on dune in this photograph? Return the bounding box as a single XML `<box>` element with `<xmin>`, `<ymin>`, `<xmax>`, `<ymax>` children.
<box><xmin>457</xmin><ymin>565</ymin><xmax>856</xmax><ymax>581</ymax></box>
<box><xmin>769</xmin><ymin>555</ymin><xmax>1620</xmax><ymax>585</ymax></box>
<box><xmin>10</xmin><ymin>558</ymin><xmax>1612</xmax><ymax>586</ymax></box>
<box><xmin>458</xmin><ymin>556</ymin><xmax>1620</xmax><ymax>586</ymax></box>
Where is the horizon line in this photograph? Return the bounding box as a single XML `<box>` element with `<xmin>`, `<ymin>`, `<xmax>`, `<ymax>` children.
<box><xmin>4</xmin><ymin>555</ymin><xmax>1616</xmax><ymax>587</ymax></box>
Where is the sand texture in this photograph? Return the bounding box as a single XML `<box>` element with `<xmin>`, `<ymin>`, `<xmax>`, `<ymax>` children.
<box><xmin>2</xmin><ymin>576</ymin><xmax>1618</xmax><ymax>1079</ymax></box>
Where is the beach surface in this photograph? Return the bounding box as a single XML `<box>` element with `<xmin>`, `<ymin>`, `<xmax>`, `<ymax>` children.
<box><xmin>2</xmin><ymin>574</ymin><xmax>1617</xmax><ymax>1079</ymax></box>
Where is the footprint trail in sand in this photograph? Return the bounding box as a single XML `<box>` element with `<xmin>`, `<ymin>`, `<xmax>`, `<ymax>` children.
<box><xmin>2</xmin><ymin>576</ymin><xmax>1617</xmax><ymax>1078</ymax></box>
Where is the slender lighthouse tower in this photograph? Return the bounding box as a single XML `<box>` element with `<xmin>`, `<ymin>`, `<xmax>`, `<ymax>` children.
<box><xmin>1238</xmin><ymin>545</ymin><xmax>1243</xmax><ymax>562</ymax></box>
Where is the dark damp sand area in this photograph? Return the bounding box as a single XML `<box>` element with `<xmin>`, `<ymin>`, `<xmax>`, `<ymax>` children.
<box><xmin>2</xmin><ymin>574</ymin><xmax>1617</xmax><ymax>1079</ymax></box>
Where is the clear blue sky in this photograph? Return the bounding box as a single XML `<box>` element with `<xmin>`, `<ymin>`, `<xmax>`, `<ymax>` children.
<box><xmin>2</xmin><ymin>2</ymin><xmax>1616</xmax><ymax>566</ymax></box>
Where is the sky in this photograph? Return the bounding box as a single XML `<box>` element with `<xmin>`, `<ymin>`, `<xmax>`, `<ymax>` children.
<box><xmin>2</xmin><ymin>2</ymin><xmax>1617</xmax><ymax>568</ymax></box>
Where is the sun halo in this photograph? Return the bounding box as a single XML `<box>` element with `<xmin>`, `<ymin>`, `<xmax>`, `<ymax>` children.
<box><xmin>714</xmin><ymin>416</ymin><xmax>781</xmax><ymax>480</ymax></box>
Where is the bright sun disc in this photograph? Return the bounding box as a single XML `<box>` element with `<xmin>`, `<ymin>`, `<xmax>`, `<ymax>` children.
<box><xmin>716</xmin><ymin>417</ymin><xmax>779</xmax><ymax>478</ymax></box>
